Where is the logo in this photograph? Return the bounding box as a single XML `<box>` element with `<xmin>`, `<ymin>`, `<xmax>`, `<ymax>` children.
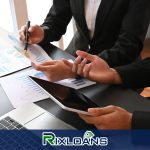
<box><xmin>42</xmin><ymin>131</ymin><xmax>108</xmax><ymax>146</ymax></box>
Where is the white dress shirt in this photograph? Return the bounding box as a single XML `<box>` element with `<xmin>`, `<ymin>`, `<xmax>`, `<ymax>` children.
<box><xmin>85</xmin><ymin>0</ymin><xmax>102</xmax><ymax>38</ymax></box>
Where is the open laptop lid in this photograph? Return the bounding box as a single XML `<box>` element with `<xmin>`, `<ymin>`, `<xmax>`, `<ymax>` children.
<box><xmin>29</xmin><ymin>76</ymin><xmax>98</xmax><ymax>115</ymax></box>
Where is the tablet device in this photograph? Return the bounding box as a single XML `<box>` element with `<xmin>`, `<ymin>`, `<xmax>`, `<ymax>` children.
<box><xmin>29</xmin><ymin>76</ymin><xmax>98</xmax><ymax>115</ymax></box>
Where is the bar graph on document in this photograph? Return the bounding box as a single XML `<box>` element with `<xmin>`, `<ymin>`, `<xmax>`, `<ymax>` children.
<box><xmin>29</xmin><ymin>68</ymin><xmax>96</xmax><ymax>90</ymax></box>
<box><xmin>29</xmin><ymin>69</ymin><xmax>96</xmax><ymax>90</ymax></box>
<box><xmin>0</xmin><ymin>69</ymin><xmax>49</xmax><ymax>108</ymax></box>
<box><xmin>56</xmin><ymin>78</ymin><xmax>96</xmax><ymax>89</ymax></box>
<box><xmin>27</xmin><ymin>44</ymin><xmax>52</xmax><ymax>63</ymax></box>
<box><xmin>8</xmin><ymin>34</ymin><xmax>52</xmax><ymax>63</ymax></box>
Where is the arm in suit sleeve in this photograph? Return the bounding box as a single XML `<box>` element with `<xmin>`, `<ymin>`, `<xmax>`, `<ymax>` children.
<box><xmin>115</xmin><ymin>57</ymin><xmax>150</xmax><ymax>88</ymax></box>
<box><xmin>99</xmin><ymin>0</ymin><xmax>150</xmax><ymax>67</ymax></box>
<box><xmin>40</xmin><ymin>0</ymin><xmax>72</xmax><ymax>45</ymax></box>
<box><xmin>132</xmin><ymin>111</ymin><xmax>150</xmax><ymax>129</ymax></box>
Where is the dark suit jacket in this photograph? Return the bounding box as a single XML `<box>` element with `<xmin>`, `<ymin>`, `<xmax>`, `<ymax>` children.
<box><xmin>116</xmin><ymin>58</ymin><xmax>150</xmax><ymax>129</ymax></box>
<box><xmin>132</xmin><ymin>111</ymin><xmax>150</xmax><ymax>129</ymax></box>
<box><xmin>116</xmin><ymin>57</ymin><xmax>150</xmax><ymax>88</ymax></box>
<box><xmin>41</xmin><ymin>0</ymin><xmax>150</xmax><ymax>67</ymax></box>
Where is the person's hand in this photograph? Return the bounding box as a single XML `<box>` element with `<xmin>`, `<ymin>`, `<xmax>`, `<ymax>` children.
<box><xmin>72</xmin><ymin>50</ymin><xmax>122</xmax><ymax>84</ymax></box>
<box><xmin>31</xmin><ymin>59</ymin><xmax>76</xmax><ymax>82</ymax></box>
<box><xmin>79</xmin><ymin>105</ymin><xmax>132</xmax><ymax>129</ymax></box>
<box><xmin>19</xmin><ymin>25</ymin><xmax>44</xmax><ymax>44</ymax></box>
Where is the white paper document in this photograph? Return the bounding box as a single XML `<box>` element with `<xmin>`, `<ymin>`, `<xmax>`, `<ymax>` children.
<box><xmin>7</xmin><ymin>34</ymin><xmax>52</xmax><ymax>63</ymax></box>
<box><xmin>0</xmin><ymin>32</ymin><xmax>51</xmax><ymax>77</ymax></box>
<box><xmin>56</xmin><ymin>78</ymin><xmax>96</xmax><ymax>89</ymax></box>
<box><xmin>0</xmin><ymin>47</ymin><xmax>30</xmax><ymax>77</ymax></box>
<box><xmin>0</xmin><ymin>67</ymin><xmax>95</xmax><ymax>108</ymax></box>
<box><xmin>0</xmin><ymin>28</ymin><xmax>17</xmax><ymax>49</ymax></box>
<box><xmin>0</xmin><ymin>69</ymin><xmax>49</xmax><ymax>108</ymax></box>
<box><xmin>28</xmin><ymin>71</ymin><xmax>96</xmax><ymax>90</ymax></box>
<box><xmin>26</xmin><ymin>44</ymin><xmax>52</xmax><ymax>63</ymax></box>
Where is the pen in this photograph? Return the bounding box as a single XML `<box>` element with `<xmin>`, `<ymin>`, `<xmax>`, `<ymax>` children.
<box><xmin>24</xmin><ymin>21</ymin><xmax>30</xmax><ymax>51</ymax></box>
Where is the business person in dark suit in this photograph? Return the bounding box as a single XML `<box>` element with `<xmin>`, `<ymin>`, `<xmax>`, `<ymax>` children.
<box><xmin>20</xmin><ymin>0</ymin><xmax>150</xmax><ymax>81</ymax></box>
<box><xmin>71</xmin><ymin>50</ymin><xmax>150</xmax><ymax>129</ymax></box>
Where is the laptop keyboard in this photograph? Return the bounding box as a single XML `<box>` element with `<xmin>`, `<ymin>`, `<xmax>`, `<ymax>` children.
<box><xmin>0</xmin><ymin>116</ymin><xmax>26</xmax><ymax>130</ymax></box>
<box><xmin>0</xmin><ymin>116</ymin><xmax>52</xmax><ymax>149</ymax></box>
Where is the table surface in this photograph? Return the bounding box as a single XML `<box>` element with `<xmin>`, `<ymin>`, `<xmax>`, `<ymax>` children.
<box><xmin>1</xmin><ymin>43</ymin><xmax>150</xmax><ymax>129</ymax></box>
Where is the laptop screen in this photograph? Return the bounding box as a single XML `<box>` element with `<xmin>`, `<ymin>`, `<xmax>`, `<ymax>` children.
<box><xmin>29</xmin><ymin>76</ymin><xmax>97</xmax><ymax>112</ymax></box>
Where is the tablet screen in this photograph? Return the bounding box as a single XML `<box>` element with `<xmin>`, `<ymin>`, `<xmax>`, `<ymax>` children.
<box><xmin>30</xmin><ymin>76</ymin><xmax>97</xmax><ymax>112</ymax></box>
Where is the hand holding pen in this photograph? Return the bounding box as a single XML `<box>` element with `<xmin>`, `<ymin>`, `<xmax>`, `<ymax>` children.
<box><xmin>19</xmin><ymin>23</ymin><xmax>44</xmax><ymax>45</ymax></box>
<box><xmin>24</xmin><ymin>21</ymin><xmax>30</xmax><ymax>51</ymax></box>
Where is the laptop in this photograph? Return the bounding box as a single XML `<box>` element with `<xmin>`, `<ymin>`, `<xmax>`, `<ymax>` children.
<box><xmin>0</xmin><ymin>85</ymin><xmax>75</xmax><ymax>130</ymax></box>
<box><xmin>0</xmin><ymin>85</ymin><xmax>75</xmax><ymax>149</ymax></box>
<box><xmin>0</xmin><ymin>103</ymin><xmax>76</xmax><ymax>130</ymax></box>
